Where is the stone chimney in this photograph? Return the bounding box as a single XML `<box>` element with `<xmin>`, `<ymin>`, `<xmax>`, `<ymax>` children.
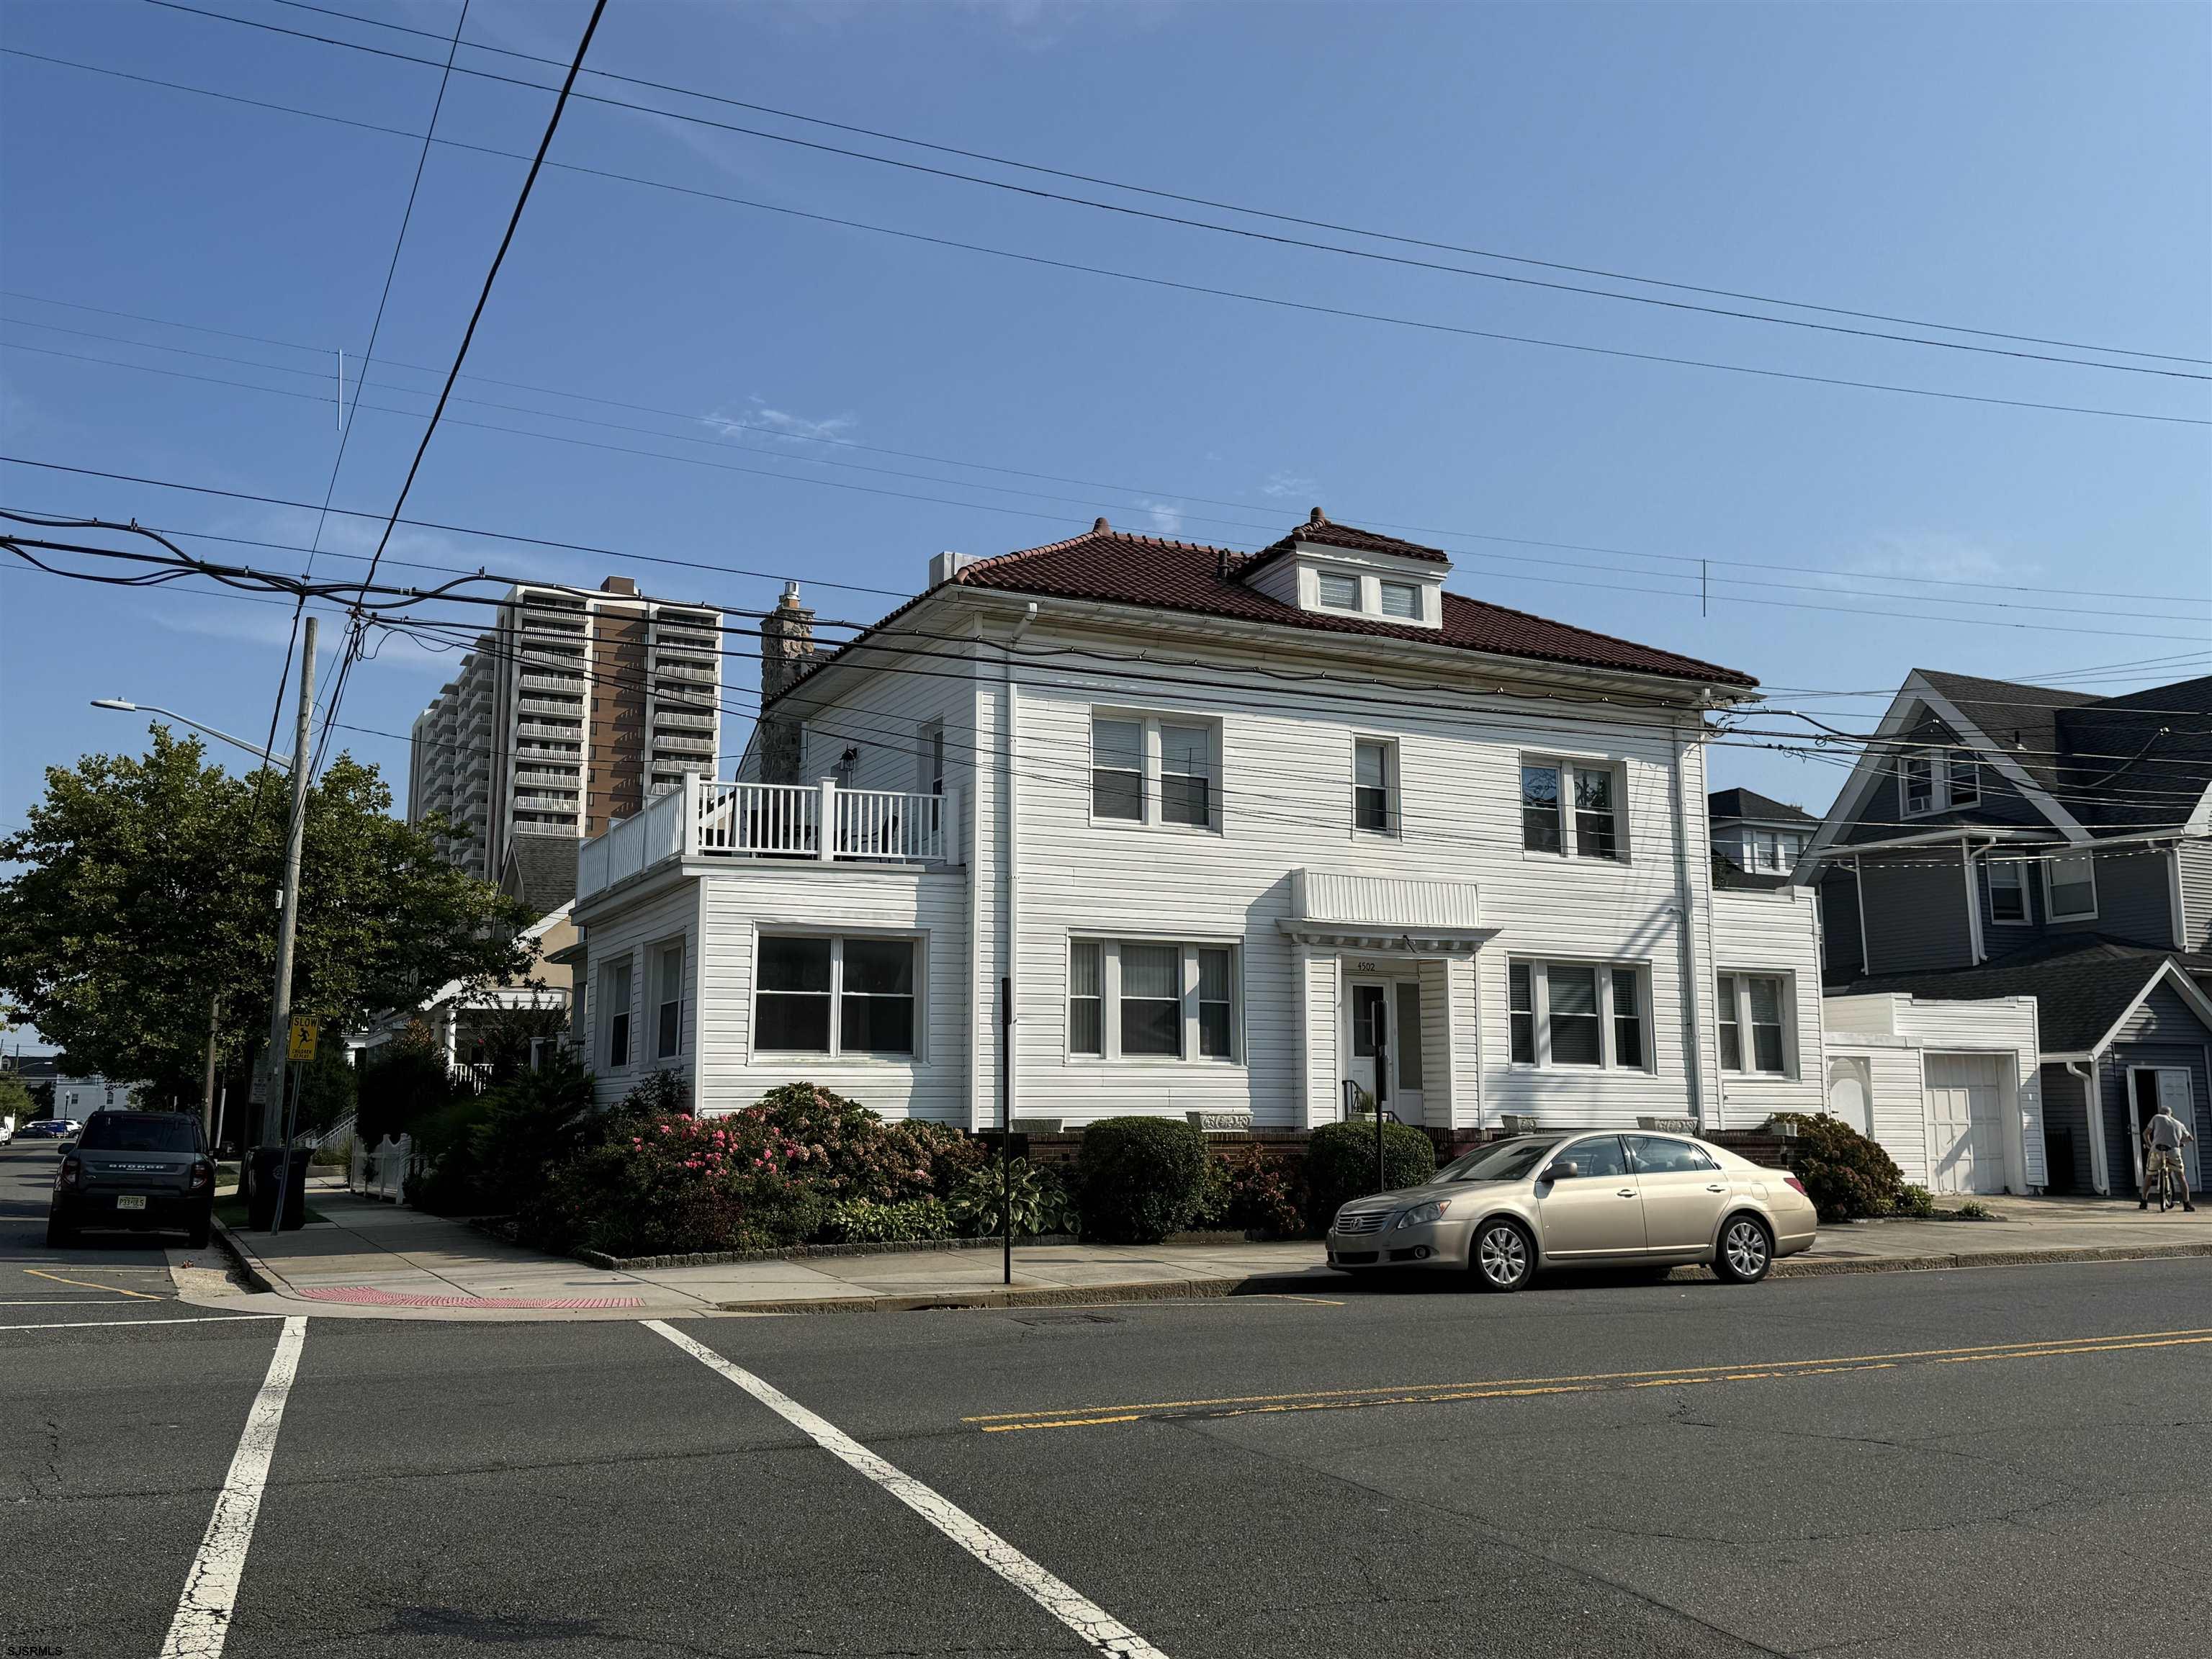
<box><xmin>758</xmin><ymin>580</ymin><xmax>815</xmax><ymax>785</ymax></box>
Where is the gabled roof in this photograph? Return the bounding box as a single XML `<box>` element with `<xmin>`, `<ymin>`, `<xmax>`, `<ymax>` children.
<box><xmin>499</xmin><ymin>832</ymin><xmax>579</xmax><ymax>920</ymax></box>
<box><xmin>1708</xmin><ymin>787</ymin><xmax>1815</xmax><ymax>824</ymax></box>
<box><xmin>1916</xmin><ymin>669</ymin><xmax>2098</xmax><ymax>800</ymax></box>
<box><xmin>1838</xmin><ymin>935</ymin><xmax>2212</xmax><ymax>1054</ymax></box>
<box><xmin>2050</xmin><ymin>674</ymin><xmax>2212</xmax><ymax>833</ymax></box>
<box><xmin>930</xmin><ymin>516</ymin><xmax>1756</xmax><ymax>688</ymax></box>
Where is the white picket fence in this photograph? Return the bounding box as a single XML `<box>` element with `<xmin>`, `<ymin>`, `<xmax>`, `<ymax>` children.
<box><xmin>350</xmin><ymin>1133</ymin><xmax>414</xmax><ymax>1202</ymax></box>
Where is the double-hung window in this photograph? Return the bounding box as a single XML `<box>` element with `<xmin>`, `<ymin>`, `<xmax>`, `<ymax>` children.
<box><xmin>1716</xmin><ymin>973</ymin><xmax>1791</xmax><ymax>1075</ymax></box>
<box><xmin>601</xmin><ymin>956</ymin><xmax>634</xmax><ymax>1070</ymax></box>
<box><xmin>1901</xmin><ymin>753</ymin><xmax>1936</xmax><ymax>815</ymax></box>
<box><xmin>1521</xmin><ymin>756</ymin><xmax>1626</xmax><ymax>861</ymax></box>
<box><xmin>1988</xmin><ymin>858</ymin><xmax>2030</xmax><ymax>924</ymax></box>
<box><xmin>2043</xmin><ymin>853</ymin><xmax>2098</xmax><ymax>922</ymax></box>
<box><xmin>755</xmin><ymin>935</ymin><xmax>918</xmax><ymax>1057</ymax></box>
<box><xmin>1946</xmin><ymin>755</ymin><xmax>1979</xmax><ymax>806</ymax></box>
<box><xmin>652</xmin><ymin>939</ymin><xmax>685</xmax><ymax>1061</ymax></box>
<box><xmin>1378</xmin><ymin>580</ymin><xmax>1421</xmax><ymax>620</ymax></box>
<box><xmin>1353</xmin><ymin>739</ymin><xmax>1394</xmax><ymax>833</ymax></box>
<box><xmin>1090</xmin><ymin>713</ymin><xmax>1222</xmax><ymax>831</ymax></box>
<box><xmin>1506</xmin><ymin>958</ymin><xmax>1649</xmax><ymax>1070</ymax></box>
<box><xmin>1903</xmin><ymin>746</ymin><xmax>1980</xmax><ymax>816</ymax></box>
<box><xmin>1067</xmin><ymin>939</ymin><xmax>1240</xmax><ymax>1063</ymax></box>
<box><xmin>1091</xmin><ymin>718</ymin><xmax>1145</xmax><ymax>821</ymax></box>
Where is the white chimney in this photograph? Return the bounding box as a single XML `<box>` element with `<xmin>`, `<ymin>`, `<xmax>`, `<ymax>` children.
<box><xmin>928</xmin><ymin>550</ymin><xmax>976</xmax><ymax>588</ymax></box>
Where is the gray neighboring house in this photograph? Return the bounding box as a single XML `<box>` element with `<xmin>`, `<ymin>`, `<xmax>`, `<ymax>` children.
<box><xmin>1709</xmin><ymin>788</ymin><xmax>1816</xmax><ymax>878</ymax></box>
<box><xmin>1799</xmin><ymin>667</ymin><xmax>2212</xmax><ymax>1197</ymax></box>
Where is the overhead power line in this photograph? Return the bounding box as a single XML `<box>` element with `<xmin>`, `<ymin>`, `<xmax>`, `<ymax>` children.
<box><xmin>9</xmin><ymin>288</ymin><xmax>2211</xmax><ymax>612</ymax></box>
<box><xmin>220</xmin><ymin>0</ymin><xmax>2212</xmax><ymax>369</ymax></box>
<box><xmin>15</xmin><ymin>40</ymin><xmax>2208</xmax><ymax>430</ymax></box>
<box><xmin>17</xmin><ymin>305</ymin><xmax>2212</xmax><ymax>628</ymax></box>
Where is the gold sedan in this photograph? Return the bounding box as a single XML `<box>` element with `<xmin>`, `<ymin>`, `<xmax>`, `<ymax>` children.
<box><xmin>1326</xmin><ymin>1132</ymin><xmax>1819</xmax><ymax>1292</ymax></box>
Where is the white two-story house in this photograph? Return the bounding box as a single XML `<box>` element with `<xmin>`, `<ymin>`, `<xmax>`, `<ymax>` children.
<box><xmin>565</xmin><ymin>510</ymin><xmax>1825</xmax><ymax>1138</ymax></box>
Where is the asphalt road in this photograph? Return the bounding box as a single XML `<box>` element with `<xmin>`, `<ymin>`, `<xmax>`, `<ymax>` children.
<box><xmin>6</xmin><ymin>1141</ymin><xmax>2211</xmax><ymax>1658</ymax></box>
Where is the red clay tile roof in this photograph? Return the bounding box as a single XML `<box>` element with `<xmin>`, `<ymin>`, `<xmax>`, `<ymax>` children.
<box><xmin>946</xmin><ymin>518</ymin><xmax>1756</xmax><ymax>688</ymax></box>
<box><xmin>1236</xmin><ymin>508</ymin><xmax>1455</xmax><ymax>578</ymax></box>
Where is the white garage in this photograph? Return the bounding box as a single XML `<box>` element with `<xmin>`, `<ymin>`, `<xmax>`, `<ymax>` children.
<box><xmin>1823</xmin><ymin>992</ymin><xmax>2046</xmax><ymax>1195</ymax></box>
<box><xmin>1923</xmin><ymin>1053</ymin><xmax>2010</xmax><ymax>1195</ymax></box>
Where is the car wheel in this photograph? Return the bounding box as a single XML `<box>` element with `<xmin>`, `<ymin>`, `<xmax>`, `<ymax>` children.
<box><xmin>1470</xmin><ymin>1218</ymin><xmax>1535</xmax><ymax>1293</ymax></box>
<box><xmin>1714</xmin><ymin>1214</ymin><xmax>1774</xmax><ymax>1284</ymax></box>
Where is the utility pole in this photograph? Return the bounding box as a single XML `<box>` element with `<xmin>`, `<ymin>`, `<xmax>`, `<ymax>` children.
<box><xmin>199</xmin><ymin>992</ymin><xmax>221</xmax><ymax>1141</ymax></box>
<box><xmin>258</xmin><ymin>614</ymin><xmax>316</xmax><ymax>1146</ymax></box>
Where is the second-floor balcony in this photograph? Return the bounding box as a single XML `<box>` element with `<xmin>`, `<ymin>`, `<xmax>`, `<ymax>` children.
<box><xmin>578</xmin><ymin>776</ymin><xmax>958</xmax><ymax>900</ymax></box>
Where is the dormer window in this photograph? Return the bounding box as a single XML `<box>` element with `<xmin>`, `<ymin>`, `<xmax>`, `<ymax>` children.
<box><xmin>1317</xmin><ymin>571</ymin><xmax>1360</xmax><ymax>610</ymax></box>
<box><xmin>1379</xmin><ymin>580</ymin><xmax>1421</xmax><ymax>620</ymax></box>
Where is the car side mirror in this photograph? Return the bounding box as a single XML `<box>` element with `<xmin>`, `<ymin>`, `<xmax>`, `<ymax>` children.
<box><xmin>1539</xmin><ymin>1160</ymin><xmax>1578</xmax><ymax>1183</ymax></box>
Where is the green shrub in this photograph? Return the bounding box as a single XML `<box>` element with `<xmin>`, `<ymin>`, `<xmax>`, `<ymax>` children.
<box><xmin>1768</xmin><ymin>1113</ymin><xmax>1903</xmax><ymax>1222</ymax></box>
<box><xmin>1955</xmin><ymin>1200</ymin><xmax>1995</xmax><ymax>1220</ymax></box>
<box><xmin>948</xmin><ymin>1156</ymin><xmax>1079</xmax><ymax>1238</ymax></box>
<box><xmin>1075</xmin><ymin>1118</ymin><xmax>1210</xmax><ymax>1244</ymax></box>
<box><xmin>819</xmin><ymin>1196</ymin><xmax>956</xmax><ymax>1244</ymax></box>
<box><xmin>729</xmin><ymin>1082</ymin><xmax>985</xmax><ymax>1203</ymax></box>
<box><xmin>1894</xmin><ymin>1184</ymin><xmax>1935</xmax><ymax>1218</ymax></box>
<box><xmin>1305</xmin><ymin>1119</ymin><xmax>1436</xmax><ymax>1228</ymax></box>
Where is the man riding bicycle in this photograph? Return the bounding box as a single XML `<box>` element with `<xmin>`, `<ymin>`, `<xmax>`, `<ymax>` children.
<box><xmin>2140</xmin><ymin>1100</ymin><xmax>2197</xmax><ymax>1213</ymax></box>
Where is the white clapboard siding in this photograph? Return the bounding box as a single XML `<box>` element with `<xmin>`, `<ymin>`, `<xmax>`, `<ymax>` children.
<box><xmin>577</xmin><ymin>881</ymin><xmax>701</xmax><ymax>1108</ymax></box>
<box><xmin>999</xmin><ymin>657</ymin><xmax>1715</xmax><ymax>1129</ymax></box>
<box><xmin>698</xmin><ymin>867</ymin><xmax>968</xmax><ymax>1123</ymax></box>
<box><xmin>1707</xmin><ymin>885</ymin><xmax>1827</xmax><ymax>1124</ymax></box>
<box><xmin>1826</xmin><ymin>993</ymin><xmax>2044</xmax><ymax>1192</ymax></box>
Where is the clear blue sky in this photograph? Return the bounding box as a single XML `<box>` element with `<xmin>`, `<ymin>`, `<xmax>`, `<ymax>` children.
<box><xmin>4</xmin><ymin>0</ymin><xmax>2207</xmax><ymax>848</ymax></box>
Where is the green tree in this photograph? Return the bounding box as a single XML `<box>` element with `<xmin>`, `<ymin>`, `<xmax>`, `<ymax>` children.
<box><xmin>0</xmin><ymin>727</ymin><xmax>535</xmax><ymax>1104</ymax></box>
<box><xmin>0</xmin><ymin>1072</ymin><xmax>33</xmax><ymax>1126</ymax></box>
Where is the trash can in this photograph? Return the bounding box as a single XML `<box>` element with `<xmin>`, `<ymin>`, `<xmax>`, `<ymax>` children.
<box><xmin>244</xmin><ymin>1145</ymin><xmax>309</xmax><ymax>1231</ymax></box>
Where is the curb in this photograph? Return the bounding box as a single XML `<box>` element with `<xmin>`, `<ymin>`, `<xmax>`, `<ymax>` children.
<box><xmin>210</xmin><ymin>1218</ymin><xmax>277</xmax><ymax>1296</ymax></box>
<box><xmin>713</xmin><ymin>1274</ymin><xmax>1323</xmax><ymax>1315</ymax></box>
<box><xmin>709</xmin><ymin>1242</ymin><xmax>2212</xmax><ymax>1315</ymax></box>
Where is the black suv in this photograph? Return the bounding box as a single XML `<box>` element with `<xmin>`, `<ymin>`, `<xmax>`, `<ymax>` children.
<box><xmin>48</xmin><ymin>1111</ymin><xmax>215</xmax><ymax>1248</ymax></box>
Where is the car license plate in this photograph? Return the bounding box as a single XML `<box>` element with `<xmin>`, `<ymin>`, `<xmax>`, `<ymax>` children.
<box><xmin>116</xmin><ymin>1195</ymin><xmax>148</xmax><ymax>1211</ymax></box>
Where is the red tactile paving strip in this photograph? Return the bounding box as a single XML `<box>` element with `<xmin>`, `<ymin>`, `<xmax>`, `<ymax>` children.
<box><xmin>295</xmin><ymin>1287</ymin><xmax>644</xmax><ymax>1309</ymax></box>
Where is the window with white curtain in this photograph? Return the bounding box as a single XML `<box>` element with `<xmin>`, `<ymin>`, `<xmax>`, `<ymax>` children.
<box><xmin>1506</xmin><ymin>958</ymin><xmax>1650</xmax><ymax>1070</ymax></box>
<box><xmin>1316</xmin><ymin>570</ymin><xmax>1360</xmax><ymax>609</ymax></box>
<box><xmin>1067</xmin><ymin>939</ymin><xmax>1240</xmax><ymax>1063</ymax></box>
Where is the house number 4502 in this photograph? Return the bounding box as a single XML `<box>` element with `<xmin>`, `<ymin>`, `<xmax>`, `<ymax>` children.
<box><xmin>1351</xmin><ymin>959</ymin><xmax>1380</xmax><ymax>972</ymax></box>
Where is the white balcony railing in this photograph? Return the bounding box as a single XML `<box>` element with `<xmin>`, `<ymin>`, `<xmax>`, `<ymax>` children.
<box><xmin>579</xmin><ymin>775</ymin><xmax>956</xmax><ymax>900</ymax></box>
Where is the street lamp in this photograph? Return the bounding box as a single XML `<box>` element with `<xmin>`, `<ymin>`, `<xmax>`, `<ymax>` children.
<box><xmin>90</xmin><ymin>620</ymin><xmax>318</xmax><ymax>1226</ymax></box>
<box><xmin>90</xmin><ymin>699</ymin><xmax>289</xmax><ymax>770</ymax></box>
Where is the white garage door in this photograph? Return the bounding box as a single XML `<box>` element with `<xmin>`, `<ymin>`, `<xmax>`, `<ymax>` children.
<box><xmin>1925</xmin><ymin>1054</ymin><xmax>2008</xmax><ymax>1195</ymax></box>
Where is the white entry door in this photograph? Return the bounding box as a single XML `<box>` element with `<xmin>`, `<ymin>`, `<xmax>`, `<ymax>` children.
<box><xmin>1925</xmin><ymin>1053</ymin><xmax>2007</xmax><ymax>1195</ymax></box>
<box><xmin>1344</xmin><ymin>979</ymin><xmax>1424</xmax><ymax>1124</ymax></box>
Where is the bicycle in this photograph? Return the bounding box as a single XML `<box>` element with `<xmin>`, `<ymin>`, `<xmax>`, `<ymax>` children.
<box><xmin>2148</xmin><ymin>1154</ymin><xmax>2182</xmax><ymax>1213</ymax></box>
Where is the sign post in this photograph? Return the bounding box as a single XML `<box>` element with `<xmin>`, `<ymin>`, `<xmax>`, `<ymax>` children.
<box><xmin>269</xmin><ymin>1018</ymin><xmax>318</xmax><ymax>1235</ymax></box>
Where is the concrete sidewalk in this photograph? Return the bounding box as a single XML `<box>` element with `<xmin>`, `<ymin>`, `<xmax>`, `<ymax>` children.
<box><xmin>195</xmin><ymin>1187</ymin><xmax>2212</xmax><ymax>1321</ymax></box>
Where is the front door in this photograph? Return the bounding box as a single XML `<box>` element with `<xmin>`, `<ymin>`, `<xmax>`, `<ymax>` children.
<box><xmin>2130</xmin><ymin>1068</ymin><xmax>2203</xmax><ymax>1192</ymax></box>
<box><xmin>1348</xmin><ymin>982</ymin><xmax>1388</xmax><ymax>1112</ymax></box>
<box><xmin>1535</xmin><ymin>1134</ymin><xmax>1647</xmax><ymax>1258</ymax></box>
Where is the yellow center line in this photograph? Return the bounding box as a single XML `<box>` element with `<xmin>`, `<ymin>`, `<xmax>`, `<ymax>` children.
<box><xmin>23</xmin><ymin>1268</ymin><xmax>164</xmax><ymax>1300</ymax></box>
<box><xmin>971</xmin><ymin>1328</ymin><xmax>2212</xmax><ymax>1433</ymax></box>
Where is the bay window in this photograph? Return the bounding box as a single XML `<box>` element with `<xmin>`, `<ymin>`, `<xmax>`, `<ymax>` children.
<box><xmin>1067</xmin><ymin>938</ymin><xmax>1241</xmax><ymax>1063</ymax></box>
<box><xmin>755</xmin><ymin>935</ymin><xmax>918</xmax><ymax>1058</ymax></box>
<box><xmin>1506</xmin><ymin>958</ymin><xmax>1649</xmax><ymax>1070</ymax></box>
<box><xmin>1988</xmin><ymin>858</ymin><xmax>2029</xmax><ymax>924</ymax></box>
<box><xmin>1521</xmin><ymin>755</ymin><xmax>1627</xmax><ymax>861</ymax></box>
<box><xmin>2043</xmin><ymin>853</ymin><xmax>2098</xmax><ymax>922</ymax></box>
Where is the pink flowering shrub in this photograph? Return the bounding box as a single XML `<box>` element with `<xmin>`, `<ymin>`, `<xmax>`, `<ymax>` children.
<box><xmin>519</xmin><ymin>1081</ymin><xmax>985</xmax><ymax>1258</ymax></box>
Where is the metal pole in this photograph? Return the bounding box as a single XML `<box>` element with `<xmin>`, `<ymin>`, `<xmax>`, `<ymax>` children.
<box><xmin>271</xmin><ymin>1058</ymin><xmax>302</xmax><ymax>1236</ymax></box>
<box><xmin>999</xmin><ymin>975</ymin><xmax>1012</xmax><ymax>1287</ymax></box>
<box><xmin>258</xmin><ymin>614</ymin><xmax>316</xmax><ymax>1146</ymax></box>
<box><xmin>199</xmin><ymin>992</ymin><xmax>221</xmax><ymax>1140</ymax></box>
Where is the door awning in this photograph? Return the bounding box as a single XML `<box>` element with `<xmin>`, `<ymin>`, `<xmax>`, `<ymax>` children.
<box><xmin>1282</xmin><ymin>868</ymin><xmax>1497</xmax><ymax>954</ymax></box>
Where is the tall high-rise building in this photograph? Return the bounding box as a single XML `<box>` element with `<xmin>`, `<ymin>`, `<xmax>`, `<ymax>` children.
<box><xmin>408</xmin><ymin>577</ymin><xmax>724</xmax><ymax>878</ymax></box>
